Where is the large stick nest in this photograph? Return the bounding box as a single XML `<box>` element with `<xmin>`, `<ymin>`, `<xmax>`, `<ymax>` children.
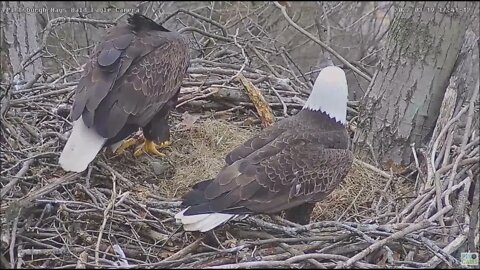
<box><xmin>1</xmin><ymin>2</ymin><xmax>479</xmax><ymax>269</ymax></box>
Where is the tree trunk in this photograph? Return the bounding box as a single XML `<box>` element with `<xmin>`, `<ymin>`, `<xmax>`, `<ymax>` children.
<box><xmin>2</xmin><ymin>1</ymin><xmax>43</xmax><ymax>85</ymax></box>
<box><xmin>353</xmin><ymin>2</ymin><xmax>475</xmax><ymax>170</ymax></box>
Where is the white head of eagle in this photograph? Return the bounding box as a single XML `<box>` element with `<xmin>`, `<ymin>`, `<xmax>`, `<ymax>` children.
<box><xmin>302</xmin><ymin>66</ymin><xmax>348</xmax><ymax>125</ymax></box>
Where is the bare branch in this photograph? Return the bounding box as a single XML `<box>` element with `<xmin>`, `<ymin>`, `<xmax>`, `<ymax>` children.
<box><xmin>273</xmin><ymin>1</ymin><xmax>372</xmax><ymax>82</ymax></box>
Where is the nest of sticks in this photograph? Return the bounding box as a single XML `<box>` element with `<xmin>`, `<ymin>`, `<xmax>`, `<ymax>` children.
<box><xmin>1</xmin><ymin>3</ymin><xmax>479</xmax><ymax>269</ymax></box>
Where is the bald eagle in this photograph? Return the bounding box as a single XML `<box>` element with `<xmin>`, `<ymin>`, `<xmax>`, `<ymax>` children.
<box><xmin>59</xmin><ymin>14</ymin><xmax>190</xmax><ymax>172</ymax></box>
<box><xmin>175</xmin><ymin>66</ymin><xmax>353</xmax><ymax>232</ymax></box>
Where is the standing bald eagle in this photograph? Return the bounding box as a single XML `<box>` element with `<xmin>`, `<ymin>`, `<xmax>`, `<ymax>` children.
<box><xmin>175</xmin><ymin>66</ymin><xmax>353</xmax><ymax>232</ymax></box>
<box><xmin>59</xmin><ymin>14</ymin><xmax>190</xmax><ymax>172</ymax></box>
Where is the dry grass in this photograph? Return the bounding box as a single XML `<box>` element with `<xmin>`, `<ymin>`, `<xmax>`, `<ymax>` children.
<box><xmin>160</xmin><ymin>118</ymin><xmax>255</xmax><ymax>197</ymax></box>
<box><xmin>313</xmin><ymin>162</ymin><xmax>415</xmax><ymax>222</ymax></box>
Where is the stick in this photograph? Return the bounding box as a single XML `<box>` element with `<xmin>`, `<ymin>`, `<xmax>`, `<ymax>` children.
<box><xmin>375</xmin><ymin>169</ymin><xmax>394</xmax><ymax>215</ymax></box>
<box><xmin>336</xmin><ymin>220</ymin><xmax>432</xmax><ymax>268</ymax></box>
<box><xmin>467</xmin><ymin>171</ymin><xmax>480</xmax><ymax>252</ymax></box>
<box><xmin>4</xmin><ymin>172</ymin><xmax>80</xmax><ymax>222</ymax></box>
<box><xmin>206</xmin><ymin>253</ymin><xmax>381</xmax><ymax>269</ymax></box>
<box><xmin>237</xmin><ymin>74</ymin><xmax>275</xmax><ymax>127</ymax></box>
<box><xmin>163</xmin><ymin>238</ymin><xmax>202</xmax><ymax>262</ymax></box>
<box><xmin>97</xmin><ymin>161</ymin><xmax>134</xmax><ymax>188</ymax></box>
<box><xmin>426</xmin><ymin>232</ymin><xmax>465</xmax><ymax>267</ymax></box>
<box><xmin>261</xmin><ymin>232</ymin><xmax>326</xmax><ymax>268</ymax></box>
<box><xmin>9</xmin><ymin>213</ymin><xmax>20</xmax><ymax>268</ymax></box>
<box><xmin>353</xmin><ymin>159</ymin><xmax>391</xmax><ymax>178</ymax></box>
<box><xmin>269</xmin><ymin>84</ymin><xmax>289</xmax><ymax>117</ymax></box>
<box><xmin>95</xmin><ymin>170</ymin><xmax>117</xmax><ymax>266</ymax></box>
<box><xmin>161</xmin><ymin>8</ymin><xmax>227</xmax><ymax>37</ymax></box>
<box><xmin>1</xmin><ymin>159</ymin><xmax>33</xmax><ymax>199</ymax></box>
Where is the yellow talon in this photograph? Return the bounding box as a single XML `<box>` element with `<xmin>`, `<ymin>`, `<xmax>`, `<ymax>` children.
<box><xmin>115</xmin><ymin>138</ymin><xmax>141</xmax><ymax>155</ymax></box>
<box><xmin>133</xmin><ymin>140</ymin><xmax>171</xmax><ymax>158</ymax></box>
<box><xmin>158</xmin><ymin>140</ymin><xmax>172</xmax><ymax>148</ymax></box>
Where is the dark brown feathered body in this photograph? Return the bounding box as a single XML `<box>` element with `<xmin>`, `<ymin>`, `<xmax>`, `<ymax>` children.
<box><xmin>181</xmin><ymin>109</ymin><xmax>353</xmax><ymax>217</ymax></box>
<box><xmin>59</xmin><ymin>14</ymin><xmax>190</xmax><ymax>173</ymax></box>
<box><xmin>71</xmin><ymin>14</ymin><xmax>190</xmax><ymax>144</ymax></box>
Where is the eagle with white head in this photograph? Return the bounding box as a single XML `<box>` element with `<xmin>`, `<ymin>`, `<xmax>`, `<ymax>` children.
<box><xmin>175</xmin><ymin>66</ymin><xmax>353</xmax><ymax>232</ymax></box>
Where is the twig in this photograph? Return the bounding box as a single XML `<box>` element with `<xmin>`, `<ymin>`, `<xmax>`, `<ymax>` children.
<box><xmin>269</xmin><ymin>84</ymin><xmax>288</xmax><ymax>117</ymax></box>
<box><xmin>97</xmin><ymin>161</ymin><xmax>134</xmax><ymax>188</ymax></box>
<box><xmin>1</xmin><ymin>159</ymin><xmax>33</xmax><ymax>199</ymax></box>
<box><xmin>229</xmin><ymin>28</ymin><xmax>248</xmax><ymax>83</ymax></box>
<box><xmin>246</xmin><ymin>44</ymin><xmax>281</xmax><ymax>77</ymax></box>
<box><xmin>163</xmin><ymin>238</ymin><xmax>202</xmax><ymax>262</ymax></box>
<box><xmin>9</xmin><ymin>213</ymin><xmax>20</xmax><ymax>268</ymax></box>
<box><xmin>261</xmin><ymin>232</ymin><xmax>326</xmax><ymax>268</ymax></box>
<box><xmin>426</xmin><ymin>230</ymin><xmax>466</xmax><ymax>267</ymax></box>
<box><xmin>22</xmin><ymin>74</ymin><xmax>42</xmax><ymax>90</ymax></box>
<box><xmin>4</xmin><ymin>172</ymin><xmax>80</xmax><ymax>222</ymax></box>
<box><xmin>281</xmin><ymin>47</ymin><xmax>312</xmax><ymax>90</ymax></box>
<box><xmin>179</xmin><ymin>27</ymin><xmax>232</xmax><ymax>42</ymax></box>
<box><xmin>353</xmin><ymin>159</ymin><xmax>391</xmax><ymax>178</ymax></box>
<box><xmin>430</xmin><ymin>104</ymin><xmax>470</xmax><ymax>177</ymax></box>
<box><xmin>445</xmin><ymin>83</ymin><xmax>479</xmax><ymax>190</ymax></box>
<box><xmin>176</xmin><ymin>88</ymin><xmax>219</xmax><ymax>108</ymax></box>
<box><xmin>161</xmin><ymin>8</ymin><xmax>228</xmax><ymax>37</ymax></box>
<box><xmin>112</xmin><ymin>244</ymin><xmax>129</xmax><ymax>266</ymax></box>
<box><xmin>337</xmin><ymin>185</ymin><xmax>365</xmax><ymax>221</ymax></box>
<box><xmin>335</xmin><ymin>220</ymin><xmax>432</xmax><ymax>268</ymax></box>
<box><xmin>95</xmin><ymin>170</ymin><xmax>117</xmax><ymax>265</ymax></box>
<box><xmin>247</xmin><ymin>217</ymin><xmax>299</xmax><ymax>236</ymax></box>
<box><xmin>319</xmin><ymin>2</ymin><xmax>333</xmax><ymax>66</ymax></box>
<box><xmin>206</xmin><ymin>253</ymin><xmax>381</xmax><ymax>269</ymax></box>
<box><xmin>10</xmin><ymin>87</ymin><xmax>75</xmax><ymax>105</ymax></box>
<box><xmin>467</xmin><ymin>170</ymin><xmax>479</xmax><ymax>252</ymax></box>
<box><xmin>273</xmin><ymin>1</ymin><xmax>372</xmax><ymax>82</ymax></box>
<box><xmin>375</xmin><ymin>169</ymin><xmax>394</xmax><ymax>215</ymax></box>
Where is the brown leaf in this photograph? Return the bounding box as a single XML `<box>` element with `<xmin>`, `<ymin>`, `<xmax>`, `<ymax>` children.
<box><xmin>178</xmin><ymin>112</ymin><xmax>200</xmax><ymax>130</ymax></box>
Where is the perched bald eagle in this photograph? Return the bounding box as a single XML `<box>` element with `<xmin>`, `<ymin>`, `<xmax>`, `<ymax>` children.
<box><xmin>59</xmin><ymin>14</ymin><xmax>190</xmax><ymax>172</ymax></box>
<box><xmin>175</xmin><ymin>66</ymin><xmax>353</xmax><ymax>232</ymax></box>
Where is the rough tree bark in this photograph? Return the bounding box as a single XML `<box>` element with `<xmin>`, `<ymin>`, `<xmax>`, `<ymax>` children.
<box><xmin>2</xmin><ymin>1</ymin><xmax>43</xmax><ymax>84</ymax></box>
<box><xmin>353</xmin><ymin>1</ymin><xmax>476</xmax><ymax>170</ymax></box>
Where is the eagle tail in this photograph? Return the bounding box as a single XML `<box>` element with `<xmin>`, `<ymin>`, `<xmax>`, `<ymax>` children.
<box><xmin>174</xmin><ymin>208</ymin><xmax>236</xmax><ymax>232</ymax></box>
<box><xmin>59</xmin><ymin>116</ymin><xmax>107</xmax><ymax>172</ymax></box>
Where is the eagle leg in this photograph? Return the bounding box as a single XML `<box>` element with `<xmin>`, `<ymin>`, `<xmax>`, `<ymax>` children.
<box><xmin>133</xmin><ymin>139</ymin><xmax>171</xmax><ymax>157</ymax></box>
<box><xmin>284</xmin><ymin>202</ymin><xmax>316</xmax><ymax>225</ymax></box>
<box><xmin>114</xmin><ymin>137</ymin><xmax>143</xmax><ymax>155</ymax></box>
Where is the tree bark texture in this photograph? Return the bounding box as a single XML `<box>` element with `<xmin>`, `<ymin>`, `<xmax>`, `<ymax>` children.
<box><xmin>2</xmin><ymin>1</ymin><xmax>43</xmax><ymax>83</ymax></box>
<box><xmin>353</xmin><ymin>1</ymin><xmax>476</xmax><ymax>170</ymax></box>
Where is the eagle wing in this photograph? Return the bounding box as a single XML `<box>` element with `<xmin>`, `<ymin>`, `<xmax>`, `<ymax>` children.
<box><xmin>183</xmin><ymin>128</ymin><xmax>353</xmax><ymax>216</ymax></box>
<box><xmin>224</xmin><ymin>117</ymin><xmax>295</xmax><ymax>165</ymax></box>
<box><xmin>70</xmin><ymin>26</ymin><xmax>189</xmax><ymax>138</ymax></box>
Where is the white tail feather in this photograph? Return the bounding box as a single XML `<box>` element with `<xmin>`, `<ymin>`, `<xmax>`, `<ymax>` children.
<box><xmin>59</xmin><ymin>116</ymin><xmax>107</xmax><ymax>172</ymax></box>
<box><xmin>175</xmin><ymin>207</ymin><xmax>235</xmax><ymax>232</ymax></box>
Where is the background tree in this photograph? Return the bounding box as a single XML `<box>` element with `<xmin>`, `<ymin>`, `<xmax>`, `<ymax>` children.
<box><xmin>2</xmin><ymin>1</ymin><xmax>43</xmax><ymax>85</ymax></box>
<box><xmin>353</xmin><ymin>1</ymin><xmax>476</xmax><ymax>171</ymax></box>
